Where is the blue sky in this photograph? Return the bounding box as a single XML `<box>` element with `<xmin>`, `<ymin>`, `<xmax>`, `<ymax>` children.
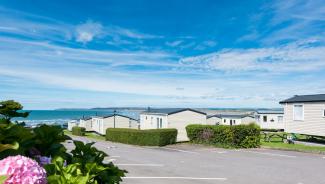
<box><xmin>0</xmin><ymin>0</ymin><xmax>324</xmax><ymax>109</ymax></box>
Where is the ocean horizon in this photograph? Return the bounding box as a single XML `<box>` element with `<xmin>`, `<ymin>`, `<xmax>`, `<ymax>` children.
<box><xmin>14</xmin><ymin>107</ymin><xmax>282</xmax><ymax>125</ymax></box>
<box><xmin>14</xmin><ymin>109</ymin><xmax>141</xmax><ymax>125</ymax></box>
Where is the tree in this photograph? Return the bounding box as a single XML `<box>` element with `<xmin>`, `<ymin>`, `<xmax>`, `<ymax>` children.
<box><xmin>0</xmin><ymin>100</ymin><xmax>29</xmax><ymax>123</ymax></box>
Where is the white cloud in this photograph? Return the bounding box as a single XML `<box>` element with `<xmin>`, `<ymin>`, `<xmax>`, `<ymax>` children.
<box><xmin>0</xmin><ymin>7</ymin><xmax>73</xmax><ymax>42</ymax></box>
<box><xmin>194</xmin><ymin>40</ymin><xmax>217</xmax><ymax>50</ymax></box>
<box><xmin>106</xmin><ymin>36</ymin><xmax>134</xmax><ymax>46</ymax></box>
<box><xmin>108</xmin><ymin>26</ymin><xmax>162</xmax><ymax>39</ymax></box>
<box><xmin>180</xmin><ymin>39</ymin><xmax>325</xmax><ymax>73</ymax></box>
<box><xmin>166</xmin><ymin>40</ymin><xmax>183</xmax><ymax>47</ymax></box>
<box><xmin>1</xmin><ymin>36</ymin><xmax>324</xmax><ymax>108</ymax></box>
<box><xmin>0</xmin><ymin>7</ymin><xmax>161</xmax><ymax>46</ymax></box>
<box><xmin>75</xmin><ymin>20</ymin><xmax>103</xmax><ymax>43</ymax></box>
<box><xmin>264</xmin><ymin>0</ymin><xmax>325</xmax><ymax>44</ymax></box>
<box><xmin>202</xmin><ymin>40</ymin><xmax>217</xmax><ymax>47</ymax></box>
<box><xmin>237</xmin><ymin>0</ymin><xmax>325</xmax><ymax>45</ymax></box>
<box><xmin>1</xmin><ymin>4</ymin><xmax>325</xmax><ymax>108</ymax></box>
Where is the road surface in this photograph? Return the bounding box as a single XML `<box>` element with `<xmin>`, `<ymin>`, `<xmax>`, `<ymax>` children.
<box><xmin>65</xmin><ymin>136</ymin><xmax>325</xmax><ymax>184</ymax></box>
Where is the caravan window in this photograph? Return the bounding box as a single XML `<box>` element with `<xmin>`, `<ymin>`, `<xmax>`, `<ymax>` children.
<box><xmin>293</xmin><ymin>104</ymin><xmax>304</xmax><ymax>121</ymax></box>
<box><xmin>263</xmin><ymin>116</ymin><xmax>267</xmax><ymax>122</ymax></box>
<box><xmin>278</xmin><ymin>116</ymin><xmax>283</xmax><ymax>123</ymax></box>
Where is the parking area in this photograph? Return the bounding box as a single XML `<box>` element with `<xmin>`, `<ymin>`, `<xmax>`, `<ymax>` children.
<box><xmin>66</xmin><ymin>136</ymin><xmax>325</xmax><ymax>184</ymax></box>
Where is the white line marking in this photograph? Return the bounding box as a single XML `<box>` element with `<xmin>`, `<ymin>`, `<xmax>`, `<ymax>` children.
<box><xmin>106</xmin><ymin>159</ymin><xmax>116</xmax><ymax>162</ymax></box>
<box><xmin>322</xmin><ymin>156</ymin><xmax>325</xmax><ymax>159</ymax></box>
<box><xmin>243</xmin><ymin>150</ymin><xmax>297</xmax><ymax>158</ymax></box>
<box><xmin>161</xmin><ymin>147</ymin><xmax>199</xmax><ymax>154</ymax></box>
<box><xmin>123</xmin><ymin>176</ymin><xmax>227</xmax><ymax>180</ymax></box>
<box><xmin>211</xmin><ymin>151</ymin><xmax>227</xmax><ymax>154</ymax></box>
<box><xmin>115</xmin><ymin>164</ymin><xmax>164</xmax><ymax>167</ymax></box>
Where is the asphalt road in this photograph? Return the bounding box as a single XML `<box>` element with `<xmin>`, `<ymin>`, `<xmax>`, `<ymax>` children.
<box><xmin>66</xmin><ymin>136</ymin><xmax>325</xmax><ymax>184</ymax></box>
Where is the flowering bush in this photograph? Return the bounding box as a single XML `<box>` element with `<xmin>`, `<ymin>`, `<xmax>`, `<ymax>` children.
<box><xmin>35</xmin><ymin>156</ymin><xmax>52</xmax><ymax>166</ymax></box>
<box><xmin>0</xmin><ymin>155</ymin><xmax>47</xmax><ymax>184</ymax></box>
<box><xmin>0</xmin><ymin>99</ymin><xmax>126</xmax><ymax>183</ymax></box>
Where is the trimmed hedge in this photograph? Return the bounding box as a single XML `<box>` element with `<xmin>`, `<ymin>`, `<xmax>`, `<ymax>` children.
<box><xmin>72</xmin><ymin>126</ymin><xmax>85</xmax><ymax>136</ymax></box>
<box><xmin>106</xmin><ymin>128</ymin><xmax>177</xmax><ymax>146</ymax></box>
<box><xmin>186</xmin><ymin>124</ymin><xmax>260</xmax><ymax>148</ymax></box>
<box><xmin>261</xmin><ymin>128</ymin><xmax>284</xmax><ymax>132</ymax></box>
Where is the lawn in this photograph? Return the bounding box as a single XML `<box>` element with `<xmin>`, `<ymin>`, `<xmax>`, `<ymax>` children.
<box><xmin>64</xmin><ymin>130</ymin><xmax>106</xmax><ymax>141</ymax></box>
<box><xmin>260</xmin><ymin>132</ymin><xmax>325</xmax><ymax>153</ymax></box>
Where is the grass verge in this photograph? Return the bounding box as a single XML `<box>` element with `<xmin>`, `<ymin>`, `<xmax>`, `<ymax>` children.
<box><xmin>261</xmin><ymin>132</ymin><xmax>325</xmax><ymax>154</ymax></box>
<box><xmin>64</xmin><ymin>130</ymin><xmax>105</xmax><ymax>141</ymax></box>
<box><xmin>261</xmin><ymin>141</ymin><xmax>325</xmax><ymax>154</ymax></box>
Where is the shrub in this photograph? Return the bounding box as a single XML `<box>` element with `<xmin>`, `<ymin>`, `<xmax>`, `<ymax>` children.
<box><xmin>0</xmin><ymin>100</ymin><xmax>125</xmax><ymax>183</ymax></box>
<box><xmin>72</xmin><ymin>126</ymin><xmax>85</xmax><ymax>136</ymax></box>
<box><xmin>45</xmin><ymin>141</ymin><xmax>126</xmax><ymax>184</ymax></box>
<box><xmin>106</xmin><ymin>128</ymin><xmax>177</xmax><ymax>146</ymax></box>
<box><xmin>33</xmin><ymin>125</ymin><xmax>70</xmax><ymax>158</ymax></box>
<box><xmin>0</xmin><ymin>124</ymin><xmax>35</xmax><ymax>159</ymax></box>
<box><xmin>261</xmin><ymin>128</ymin><xmax>283</xmax><ymax>132</ymax></box>
<box><xmin>186</xmin><ymin>123</ymin><xmax>260</xmax><ymax>148</ymax></box>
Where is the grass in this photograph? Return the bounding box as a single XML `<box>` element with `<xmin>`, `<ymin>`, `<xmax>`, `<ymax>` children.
<box><xmin>64</xmin><ymin>130</ymin><xmax>106</xmax><ymax>141</ymax></box>
<box><xmin>261</xmin><ymin>141</ymin><xmax>325</xmax><ymax>153</ymax></box>
<box><xmin>260</xmin><ymin>132</ymin><xmax>325</xmax><ymax>154</ymax></box>
<box><xmin>64</xmin><ymin>129</ymin><xmax>325</xmax><ymax>153</ymax></box>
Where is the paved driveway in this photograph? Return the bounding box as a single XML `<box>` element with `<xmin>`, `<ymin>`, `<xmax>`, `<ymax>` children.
<box><xmin>66</xmin><ymin>136</ymin><xmax>325</xmax><ymax>184</ymax></box>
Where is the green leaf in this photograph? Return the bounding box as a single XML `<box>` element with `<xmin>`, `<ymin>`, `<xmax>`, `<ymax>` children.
<box><xmin>44</xmin><ymin>164</ymin><xmax>57</xmax><ymax>175</ymax></box>
<box><xmin>0</xmin><ymin>175</ymin><xmax>7</xmax><ymax>184</ymax></box>
<box><xmin>47</xmin><ymin>175</ymin><xmax>63</xmax><ymax>184</ymax></box>
<box><xmin>0</xmin><ymin>142</ymin><xmax>19</xmax><ymax>152</ymax></box>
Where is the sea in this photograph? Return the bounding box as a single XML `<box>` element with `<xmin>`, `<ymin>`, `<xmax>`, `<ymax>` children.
<box><xmin>13</xmin><ymin>107</ymin><xmax>280</xmax><ymax>127</ymax></box>
<box><xmin>13</xmin><ymin>109</ymin><xmax>141</xmax><ymax>126</ymax></box>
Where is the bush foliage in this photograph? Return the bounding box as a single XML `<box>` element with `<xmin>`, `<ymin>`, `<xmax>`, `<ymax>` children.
<box><xmin>106</xmin><ymin>128</ymin><xmax>177</xmax><ymax>146</ymax></box>
<box><xmin>0</xmin><ymin>100</ymin><xmax>126</xmax><ymax>184</ymax></box>
<box><xmin>0</xmin><ymin>100</ymin><xmax>29</xmax><ymax>123</ymax></box>
<box><xmin>186</xmin><ymin>124</ymin><xmax>260</xmax><ymax>148</ymax></box>
<box><xmin>72</xmin><ymin>126</ymin><xmax>85</xmax><ymax>136</ymax></box>
<box><xmin>45</xmin><ymin>141</ymin><xmax>126</xmax><ymax>184</ymax></box>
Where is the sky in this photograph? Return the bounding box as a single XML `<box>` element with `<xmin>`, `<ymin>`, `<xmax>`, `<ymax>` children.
<box><xmin>0</xmin><ymin>0</ymin><xmax>325</xmax><ymax>109</ymax></box>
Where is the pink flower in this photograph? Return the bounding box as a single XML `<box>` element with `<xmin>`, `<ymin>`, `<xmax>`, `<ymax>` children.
<box><xmin>0</xmin><ymin>155</ymin><xmax>47</xmax><ymax>184</ymax></box>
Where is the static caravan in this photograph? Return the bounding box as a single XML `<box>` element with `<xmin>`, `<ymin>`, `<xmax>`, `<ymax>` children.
<box><xmin>92</xmin><ymin>114</ymin><xmax>138</xmax><ymax>135</ymax></box>
<box><xmin>255</xmin><ymin>110</ymin><xmax>284</xmax><ymax>130</ymax></box>
<box><xmin>206</xmin><ymin>115</ymin><xmax>222</xmax><ymax>125</ymax></box>
<box><xmin>140</xmin><ymin>108</ymin><xmax>207</xmax><ymax>141</ymax></box>
<box><xmin>78</xmin><ymin>117</ymin><xmax>92</xmax><ymax>131</ymax></box>
<box><xmin>280</xmin><ymin>94</ymin><xmax>325</xmax><ymax>137</ymax></box>
<box><xmin>208</xmin><ymin>114</ymin><xmax>255</xmax><ymax>126</ymax></box>
<box><xmin>67</xmin><ymin>120</ymin><xmax>78</xmax><ymax>131</ymax></box>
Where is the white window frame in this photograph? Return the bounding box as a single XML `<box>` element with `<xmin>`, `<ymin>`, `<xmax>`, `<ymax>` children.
<box><xmin>293</xmin><ymin>104</ymin><xmax>304</xmax><ymax>121</ymax></box>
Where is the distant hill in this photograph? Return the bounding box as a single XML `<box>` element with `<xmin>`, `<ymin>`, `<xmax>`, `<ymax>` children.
<box><xmin>55</xmin><ymin>107</ymin><xmax>147</xmax><ymax>111</ymax></box>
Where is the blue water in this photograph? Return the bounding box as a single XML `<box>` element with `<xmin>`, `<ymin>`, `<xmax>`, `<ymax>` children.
<box><xmin>14</xmin><ymin>108</ymin><xmax>280</xmax><ymax>126</ymax></box>
<box><xmin>14</xmin><ymin>110</ymin><xmax>140</xmax><ymax>125</ymax></box>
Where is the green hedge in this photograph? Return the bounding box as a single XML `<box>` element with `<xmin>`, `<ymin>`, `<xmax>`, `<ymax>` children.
<box><xmin>261</xmin><ymin>128</ymin><xmax>283</xmax><ymax>132</ymax></box>
<box><xmin>106</xmin><ymin>128</ymin><xmax>177</xmax><ymax>146</ymax></box>
<box><xmin>186</xmin><ymin>124</ymin><xmax>260</xmax><ymax>148</ymax></box>
<box><xmin>72</xmin><ymin>126</ymin><xmax>85</xmax><ymax>136</ymax></box>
